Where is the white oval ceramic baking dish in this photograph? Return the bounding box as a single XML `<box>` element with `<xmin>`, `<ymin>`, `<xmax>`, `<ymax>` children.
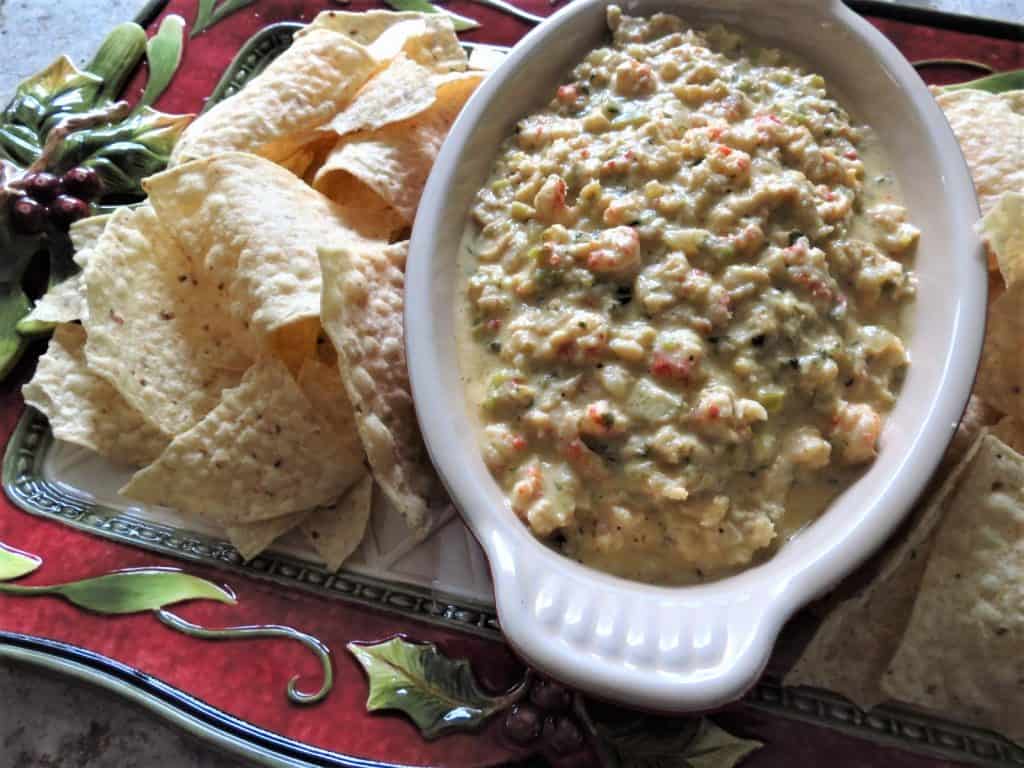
<box><xmin>406</xmin><ymin>0</ymin><xmax>985</xmax><ymax>711</ymax></box>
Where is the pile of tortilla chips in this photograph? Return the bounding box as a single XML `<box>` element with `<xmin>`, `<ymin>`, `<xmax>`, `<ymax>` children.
<box><xmin>787</xmin><ymin>87</ymin><xmax>1024</xmax><ymax>744</ymax></box>
<box><xmin>22</xmin><ymin>10</ymin><xmax>486</xmax><ymax>570</ymax></box>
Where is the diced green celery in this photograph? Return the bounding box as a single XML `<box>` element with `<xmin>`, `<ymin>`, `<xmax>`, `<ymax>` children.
<box><xmin>757</xmin><ymin>387</ymin><xmax>785</xmax><ymax>413</ymax></box>
<box><xmin>626</xmin><ymin>379</ymin><xmax>681</xmax><ymax>422</ymax></box>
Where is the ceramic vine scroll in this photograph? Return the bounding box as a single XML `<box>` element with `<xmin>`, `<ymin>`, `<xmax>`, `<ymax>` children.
<box><xmin>0</xmin><ymin>540</ymin><xmax>334</xmax><ymax>704</ymax></box>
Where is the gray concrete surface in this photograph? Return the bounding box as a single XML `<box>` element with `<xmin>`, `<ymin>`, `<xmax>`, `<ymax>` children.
<box><xmin>0</xmin><ymin>1</ymin><xmax>1017</xmax><ymax>767</ymax></box>
<box><xmin>0</xmin><ymin>0</ymin><xmax>150</xmax><ymax>97</ymax></box>
<box><xmin>0</xmin><ymin>661</ymin><xmax>250</xmax><ymax>767</ymax></box>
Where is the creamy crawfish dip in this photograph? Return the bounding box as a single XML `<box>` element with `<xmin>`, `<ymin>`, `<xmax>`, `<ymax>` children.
<box><xmin>457</xmin><ymin>7</ymin><xmax>918</xmax><ymax>584</ymax></box>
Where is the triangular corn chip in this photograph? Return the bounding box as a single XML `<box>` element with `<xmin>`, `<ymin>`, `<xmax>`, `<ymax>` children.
<box><xmin>144</xmin><ymin>152</ymin><xmax>384</xmax><ymax>339</ymax></box>
<box><xmin>24</xmin><ymin>215</ymin><xmax>110</xmax><ymax>326</ymax></box>
<box><xmin>226</xmin><ymin>511</ymin><xmax>308</xmax><ymax>562</ymax></box>
<box><xmin>270</xmin><ymin>317</ymin><xmax>322</xmax><ymax>377</ymax></box>
<box><xmin>992</xmin><ymin>416</ymin><xmax>1024</xmax><ymax>454</ymax></box>
<box><xmin>296</xmin><ymin>357</ymin><xmax>362</xmax><ymax>451</ymax></box>
<box><xmin>24</xmin><ymin>273</ymin><xmax>85</xmax><ymax>326</ymax></box>
<box><xmin>170</xmin><ymin>27</ymin><xmax>377</xmax><ymax>164</ymax></box>
<box><xmin>82</xmin><ymin>205</ymin><xmax>253</xmax><ymax>437</ymax></box>
<box><xmin>978</xmin><ymin>191</ymin><xmax>1023</xmax><ymax>286</ymax></box>
<box><xmin>318</xmin><ymin>240</ymin><xmax>448</xmax><ymax>533</ymax></box>
<box><xmin>23</xmin><ymin>324</ymin><xmax>168</xmax><ymax>466</ymax></box>
<box><xmin>785</xmin><ymin>432</ymin><xmax>988</xmax><ymax>707</ymax></box>
<box><xmin>302</xmin><ymin>474</ymin><xmax>374</xmax><ymax>571</ymax></box>
<box><xmin>882</xmin><ymin>434</ymin><xmax>1024</xmax><ymax>743</ymax></box>
<box><xmin>68</xmin><ymin>214</ymin><xmax>111</xmax><ymax>253</ymax></box>
<box><xmin>975</xmin><ymin>280</ymin><xmax>1024</xmax><ymax>422</ymax></box>
<box><xmin>313</xmin><ymin>73</ymin><xmax>481</xmax><ymax>223</ymax></box>
<box><xmin>309</xmin><ymin>11</ymin><xmax>467</xmax><ymax>72</ymax></box>
<box><xmin>934</xmin><ymin>88</ymin><xmax>1024</xmax><ymax>218</ymax></box>
<box><xmin>326</xmin><ymin>54</ymin><xmax>443</xmax><ymax>137</ymax></box>
<box><xmin>121</xmin><ymin>358</ymin><xmax>364</xmax><ymax>523</ymax></box>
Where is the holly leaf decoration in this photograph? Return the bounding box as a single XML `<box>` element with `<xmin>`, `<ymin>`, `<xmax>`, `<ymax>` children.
<box><xmin>50</xmin><ymin>109</ymin><xmax>192</xmax><ymax>196</ymax></box>
<box><xmin>684</xmin><ymin>721</ymin><xmax>762</xmax><ymax>768</ymax></box>
<box><xmin>2</xmin><ymin>56</ymin><xmax>103</xmax><ymax>153</ymax></box>
<box><xmin>0</xmin><ymin>568</ymin><xmax>236</xmax><ymax>614</ymax></box>
<box><xmin>0</xmin><ymin>543</ymin><xmax>42</xmax><ymax>581</ymax></box>
<box><xmin>0</xmin><ymin>24</ymin><xmax>148</xmax><ymax>154</ymax></box>
<box><xmin>348</xmin><ymin>637</ymin><xmax>512</xmax><ymax>739</ymax></box>
<box><xmin>597</xmin><ymin>716</ymin><xmax>700</xmax><ymax>766</ymax></box>
<box><xmin>596</xmin><ymin>715</ymin><xmax>761</xmax><ymax>768</ymax></box>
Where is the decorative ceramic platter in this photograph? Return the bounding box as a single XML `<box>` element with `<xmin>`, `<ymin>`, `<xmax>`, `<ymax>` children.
<box><xmin>1</xmin><ymin>2</ymin><xmax>1022</xmax><ymax>767</ymax></box>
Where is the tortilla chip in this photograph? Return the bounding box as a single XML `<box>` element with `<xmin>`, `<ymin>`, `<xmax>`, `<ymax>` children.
<box><xmin>467</xmin><ymin>44</ymin><xmax>508</xmax><ymax>72</ymax></box>
<box><xmin>145</xmin><ymin>152</ymin><xmax>383</xmax><ymax>337</ymax></box>
<box><xmin>22</xmin><ymin>324</ymin><xmax>167</xmax><ymax>465</ymax></box>
<box><xmin>69</xmin><ymin>214</ymin><xmax>111</xmax><ymax>254</ymax></box>
<box><xmin>170</xmin><ymin>27</ymin><xmax>377</xmax><ymax>164</ymax></box>
<box><xmin>975</xmin><ymin>280</ymin><xmax>1024</xmax><ymax>421</ymax></box>
<box><xmin>296</xmin><ymin>357</ymin><xmax>363</xmax><ymax>454</ymax></box>
<box><xmin>275</xmin><ymin>142</ymin><xmax>320</xmax><ymax>178</ymax></box>
<box><xmin>24</xmin><ymin>215</ymin><xmax>110</xmax><ymax>326</ymax></box>
<box><xmin>326</xmin><ymin>54</ymin><xmax>443</xmax><ymax>137</ymax></box>
<box><xmin>991</xmin><ymin>417</ymin><xmax>1024</xmax><ymax>454</ymax></box>
<box><xmin>316</xmin><ymin>330</ymin><xmax>338</xmax><ymax>367</ymax></box>
<box><xmin>313</xmin><ymin>73</ymin><xmax>480</xmax><ymax>223</ymax></box>
<box><xmin>978</xmin><ymin>191</ymin><xmax>1024</xmax><ymax>286</ymax></box>
<box><xmin>881</xmin><ymin>434</ymin><xmax>1024</xmax><ymax>743</ymax></box>
<box><xmin>295</xmin><ymin>358</ymin><xmax>366</xmax><ymax>489</ymax></box>
<box><xmin>121</xmin><ymin>358</ymin><xmax>364</xmax><ymax>523</ymax></box>
<box><xmin>384</xmin><ymin>15</ymin><xmax>467</xmax><ymax>73</ymax></box>
<box><xmin>934</xmin><ymin>89</ymin><xmax>1024</xmax><ymax>218</ymax></box>
<box><xmin>785</xmin><ymin>432</ymin><xmax>988</xmax><ymax>707</ymax></box>
<box><xmin>270</xmin><ymin>317</ymin><xmax>321</xmax><ymax>376</ymax></box>
<box><xmin>940</xmin><ymin>394</ymin><xmax>1001</xmax><ymax>473</ymax></box>
<box><xmin>318</xmin><ymin>240</ymin><xmax>448</xmax><ymax>533</ymax></box>
<box><xmin>312</xmin><ymin>166</ymin><xmax>406</xmax><ymax>241</ymax></box>
<box><xmin>82</xmin><ymin>205</ymin><xmax>253</xmax><ymax>437</ymax></box>
<box><xmin>301</xmin><ymin>474</ymin><xmax>373</xmax><ymax>571</ymax></box>
<box><xmin>1002</xmin><ymin>90</ymin><xmax>1024</xmax><ymax>112</ymax></box>
<box><xmin>308</xmin><ymin>11</ymin><xmax>467</xmax><ymax>72</ymax></box>
<box><xmin>306</xmin><ymin>9</ymin><xmax>426</xmax><ymax>44</ymax></box>
<box><xmin>226</xmin><ymin>511</ymin><xmax>308</xmax><ymax>561</ymax></box>
<box><xmin>24</xmin><ymin>273</ymin><xmax>86</xmax><ymax>325</ymax></box>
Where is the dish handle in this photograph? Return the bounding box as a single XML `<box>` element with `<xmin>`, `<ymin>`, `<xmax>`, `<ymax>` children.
<box><xmin>486</xmin><ymin>528</ymin><xmax>785</xmax><ymax>712</ymax></box>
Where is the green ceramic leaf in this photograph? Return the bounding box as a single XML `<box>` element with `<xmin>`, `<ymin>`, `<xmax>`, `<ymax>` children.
<box><xmin>17</xmin><ymin>232</ymin><xmax>78</xmax><ymax>339</ymax></box>
<box><xmin>50</xmin><ymin>109</ymin><xmax>192</xmax><ymax>196</ymax></box>
<box><xmin>15</xmin><ymin>317</ymin><xmax>57</xmax><ymax>338</ymax></box>
<box><xmin>942</xmin><ymin>68</ymin><xmax>1024</xmax><ymax>94</ymax></box>
<box><xmin>0</xmin><ymin>544</ymin><xmax>42</xmax><ymax>581</ymax></box>
<box><xmin>12</xmin><ymin>56</ymin><xmax>102</xmax><ymax>110</ymax></box>
<box><xmin>0</xmin><ymin>284</ymin><xmax>32</xmax><ymax>380</ymax></box>
<box><xmin>192</xmin><ymin>0</ymin><xmax>258</xmax><ymax>38</ymax></box>
<box><xmin>595</xmin><ymin>716</ymin><xmax>760</xmax><ymax>768</ymax></box>
<box><xmin>2</xmin><ymin>56</ymin><xmax>103</xmax><ymax>143</ymax></box>
<box><xmin>0</xmin><ymin>124</ymin><xmax>42</xmax><ymax>165</ymax></box>
<box><xmin>383</xmin><ymin>0</ymin><xmax>481</xmax><ymax>31</ymax></box>
<box><xmin>597</xmin><ymin>715</ymin><xmax>702</xmax><ymax>766</ymax></box>
<box><xmin>684</xmin><ymin>720</ymin><xmax>762</xmax><ymax>768</ymax></box>
<box><xmin>85</xmin><ymin>22</ymin><xmax>148</xmax><ymax>106</ymax></box>
<box><xmin>348</xmin><ymin>637</ymin><xmax>509</xmax><ymax>738</ymax></box>
<box><xmin>136</xmin><ymin>15</ymin><xmax>186</xmax><ymax>112</ymax></box>
<box><xmin>45</xmin><ymin>569</ymin><xmax>235</xmax><ymax>614</ymax></box>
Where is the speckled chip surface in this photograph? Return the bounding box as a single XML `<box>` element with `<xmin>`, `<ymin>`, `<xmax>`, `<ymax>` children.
<box><xmin>121</xmin><ymin>358</ymin><xmax>365</xmax><ymax>523</ymax></box>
